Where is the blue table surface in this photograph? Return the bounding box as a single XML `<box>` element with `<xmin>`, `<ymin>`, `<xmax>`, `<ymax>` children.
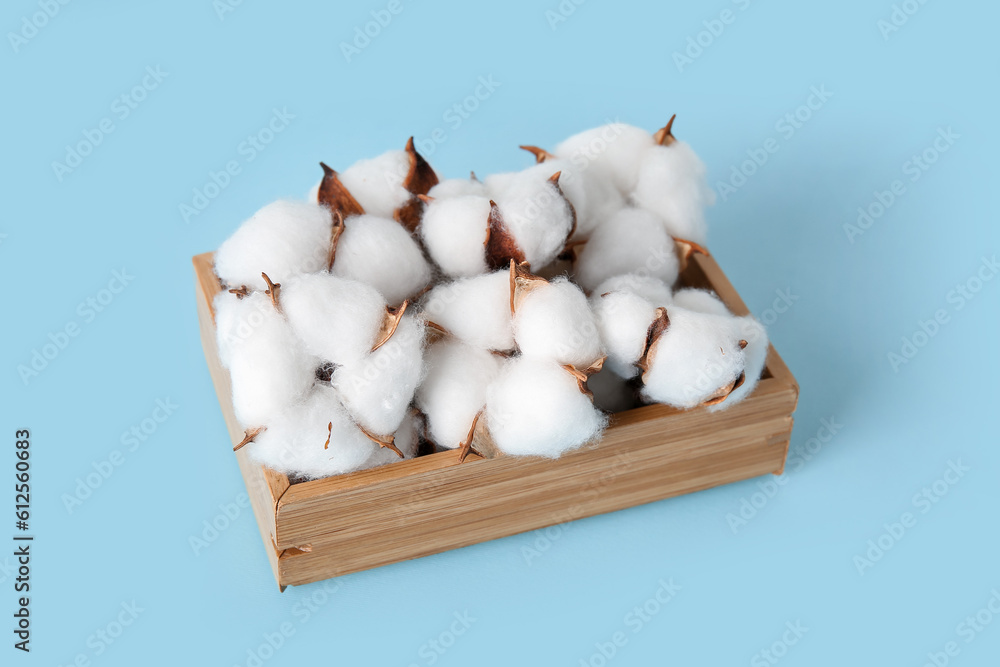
<box><xmin>3</xmin><ymin>1</ymin><xmax>998</xmax><ymax>665</ymax></box>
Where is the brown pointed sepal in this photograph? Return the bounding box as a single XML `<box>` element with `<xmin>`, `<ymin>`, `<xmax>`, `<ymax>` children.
<box><xmin>234</xmin><ymin>426</ymin><xmax>266</xmax><ymax>452</ymax></box>
<box><xmin>359</xmin><ymin>425</ymin><xmax>404</xmax><ymax>458</ymax></box>
<box><xmin>561</xmin><ymin>356</ymin><xmax>607</xmax><ymax>398</ymax></box>
<box><xmin>519</xmin><ymin>144</ymin><xmax>555</xmax><ymax>163</ymax></box>
<box><xmin>318</xmin><ymin>162</ymin><xmax>365</xmax><ymax>220</ymax></box>
<box><xmin>371</xmin><ymin>300</ymin><xmax>409</xmax><ymax>352</ymax></box>
<box><xmin>637</xmin><ymin>307</ymin><xmax>670</xmax><ymax>375</ymax></box>
<box><xmin>509</xmin><ymin>259</ymin><xmax>547</xmax><ymax>316</ymax></box>
<box><xmin>653</xmin><ymin>114</ymin><xmax>677</xmax><ymax>147</ymax></box>
<box><xmin>673</xmin><ymin>236</ymin><xmax>709</xmax><ymax>273</ymax></box>
<box><xmin>484</xmin><ymin>200</ymin><xmax>526</xmax><ymax>270</ymax></box>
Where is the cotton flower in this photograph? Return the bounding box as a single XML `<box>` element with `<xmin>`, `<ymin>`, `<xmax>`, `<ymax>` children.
<box><xmin>420</xmin><ymin>270</ymin><xmax>515</xmax><ymax>351</ymax></box>
<box><xmin>590</xmin><ymin>288</ymin><xmax>660</xmax><ymax>379</ymax></box>
<box><xmin>574</xmin><ymin>208</ymin><xmax>680</xmax><ymax>292</ymax></box>
<box><xmin>489</xmin><ymin>169</ymin><xmax>575</xmax><ymax>270</ymax></box>
<box><xmin>215</xmin><ymin>200</ymin><xmax>330</xmax><ymax>291</ymax></box>
<box><xmin>418</xmin><ymin>195</ymin><xmax>492</xmax><ymax>278</ymax></box>
<box><xmin>512</xmin><ymin>276</ymin><xmax>604</xmax><ymax>368</ymax></box>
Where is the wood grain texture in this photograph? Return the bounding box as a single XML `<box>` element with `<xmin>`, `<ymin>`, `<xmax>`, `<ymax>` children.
<box><xmin>193</xmin><ymin>249</ymin><xmax>799</xmax><ymax>589</ymax></box>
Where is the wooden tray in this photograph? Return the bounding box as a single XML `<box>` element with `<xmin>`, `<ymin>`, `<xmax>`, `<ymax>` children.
<box><xmin>194</xmin><ymin>252</ymin><xmax>798</xmax><ymax>590</ymax></box>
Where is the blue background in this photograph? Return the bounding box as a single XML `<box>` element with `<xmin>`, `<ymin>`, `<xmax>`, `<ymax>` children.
<box><xmin>3</xmin><ymin>0</ymin><xmax>998</xmax><ymax>665</ymax></box>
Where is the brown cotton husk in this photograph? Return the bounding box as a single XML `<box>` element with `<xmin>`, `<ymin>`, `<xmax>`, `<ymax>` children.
<box><xmin>485</xmin><ymin>201</ymin><xmax>526</xmax><ymax>269</ymax></box>
<box><xmin>318</xmin><ymin>162</ymin><xmax>365</xmax><ymax>219</ymax></box>
<box><xmin>228</xmin><ymin>285</ymin><xmax>250</xmax><ymax>299</ymax></box>
<box><xmin>673</xmin><ymin>237</ymin><xmax>709</xmax><ymax>273</ymax></box>
<box><xmin>508</xmin><ymin>260</ymin><xmax>548</xmax><ymax>316</ymax></box>
<box><xmin>458</xmin><ymin>408</ymin><xmax>501</xmax><ymax>462</ymax></box>
<box><xmin>548</xmin><ymin>171</ymin><xmax>578</xmax><ymax>240</ymax></box>
<box><xmin>326</xmin><ymin>210</ymin><xmax>347</xmax><ymax>271</ymax></box>
<box><xmin>358</xmin><ymin>424</ymin><xmax>404</xmax><ymax>458</ymax></box>
<box><xmin>653</xmin><ymin>114</ymin><xmax>678</xmax><ymax>147</ymax></box>
<box><xmin>261</xmin><ymin>272</ymin><xmax>281</xmax><ymax>312</ymax></box>
<box><xmin>701</xmin><ymin>371</ymin><xmax>746</xmax><ymax>406</ymax></box>
<box><xmin>371</xmin><ymin>300</ymin><xmax>409</xmax><ymax>352</ymax></box>
<box><xmin>637</xmin><ymin>307</ymin><xmax>670</xmax><ymax>374</ymax></box>
<box><xmin>561</xmin><ymin>356</ymin><xmax>608</xmax><ymax>397</ymax></box>
<box><xmin>394</xmin><ymin>137</ymin><xmax>440</xmax><ymax>232</ymax></box>
<box><xmin>234</xmin><ymin>426</ymin><xmax>266</xmax><ymax>452</ymax></box>
<box><xmin>519</xmin><ymin>145</ymin><xmax>555</xmax><ymax>163</ymax></box>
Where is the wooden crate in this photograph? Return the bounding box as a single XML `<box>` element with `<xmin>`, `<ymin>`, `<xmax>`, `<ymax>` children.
<box><xmin>194</xmin><ymin>251</ymin><xmax>798</xmax><ymax>590</ymax></box>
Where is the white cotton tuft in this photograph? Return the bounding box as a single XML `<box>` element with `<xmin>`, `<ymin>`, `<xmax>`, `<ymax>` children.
<box><xmin>483</xmin><ymin>172</ymin><xmax>518</xmax><ymax>198</ymax></box>
<box><xmin>641</xmin><ymin>308</ymin><xmax>746</xmax><ymax>409</ymax></box>
<box><xmin>331</xmin><ymin>214</ymin><xmax>433</xmax><ymax>305</ymax></box>
<box><xmin>364</xmin><ymin>411</ymin><xmax>420</xmax><ymax>467</ymax></box>
<box><xmin>214</xmin><ymin>200</ymin><xmax>331</xmax><ymax>291</ymax></box>
<box><xmin>281</xmin><ymin>272</ymin><xmax>387</xmax><ymax>364</ymax></box>
<box><xmin>418</xmin><ymin>196</ymin><xmax>491</xmax><ymax>278</ymax></box>
<box><xmin>554</xmin><ymin>123</ymin><xmax>655</xmax><ymax>195</ymax></box>
<box><xmin>495</xmin><ymin>169</ymin><xmax>575</xmax><ymax>269</ymax></box>
<box><xmin>331</xmin><ymin>314</ymin><xmax>426</xmax><ymax>436</ymax></box>
<box><xmin>338</xmin><ymin>150</ymin><xmax>414</xmax><ymax>219</ymax></box>
<box><xmin>420</xmin><ymin>270</ymin><xmax>514</xmax><ymax>351</ymax></box>
<box><xmin>631</xmin><ymin>142</ymin><xmax>713</xmax><ymax>244</ymax></box>
<box><xmin>574</xmin><ymin>208</ymin><xmax>679</xmax><ymax>292</ymax></box>
<box><xmin>486</xmin><ymin>358</ymin><xmax>607</xmax><ymax>458</ymax></box>
<box><xmin>589</xmin><ymin>289</ymin><xmax>658</xmax><ymax>378</ymax></box>
<box><xmin>215</xmin><ymin>292</ymin><xmax>317</xmax><ymax>428</ymax></box>
<box><xmin>246</xmin><ymin>385</ymin><xmax>380</xmax><ymax>480</ymax></box>
<box><xmin>428</xmin><ymin>177</ymin><xmax>488</xmax><ymax>200</ymax></box>
<box><xmin>671</xmin><ymin>288</ymin><xmax>730</xmax><ymax>316</ymax></box>
<box><xmin>709</xmin><ymin>316</ymin><xmax>769</xmax><ymax>411</ymax></box>
<box><xmin>416</xmin><ymin>339</ymin><xmax>502</xmax><ymax>449</ymax></box>
<box><xmin>513</xmin><ymin>278</ymin><xmax>604</xmax><ymax>368</ymax></box>
<box><xmin>588</xmin><ymin>368</ymin><xmax>640</xmax><ymax>414</ymax></box>
<box><xmin>592</xmin><ymin>273</ymin><xmax>674</xmax><ymax>307</ymax></box>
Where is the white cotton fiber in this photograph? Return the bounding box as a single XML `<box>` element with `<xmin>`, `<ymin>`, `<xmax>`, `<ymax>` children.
<box><xmin>555</xmin><ymin>123</ymin><xmax>655</xmax><ymax>195</ymax></box>
<box><xmin>428</xmin><ymin>177</ymin><xmax>488</xmax><ymax>200</ymax></box>
<box><xmin>588</xmin><ymin>367</ymin><xmax>640</xmax><ymax>413</ymax></box>
<box><xmin>671</xmin><ymin>288</ymin><xmax>730</xmax><ymax>316</ymax></box>
<box><xmin>330</xmin><ymin>214</ymin><xmax>433</xmax><ymax>305</ymax></box>
<box><xmin>483</xmin><ymin>172</ymin><xmax>518</xmax><ymax>198</ymax></box>
<box><xmin>364</xmin><ymin>411</ymin><xmax>420</xmax><ymax>467</ymax></box>
<box><xmin>331</xmin><ymin>314</ymin><xmax>426</xmax><ymax>436</ymax></box>
<box><xmin>420</xmin><ymin>270</ymin><xmax>515</xmax><ymax>351</ymax></box>
<box><xmin>592</xmin><ymin>273</ymin><xmax>674</xmax><ymax>307</ymax></box>
<box><xmin>281</xmin><ymin>272</ymin><xmax>387</xmax><ymax>364</ymax></box>
<box><xmin>215</xmin><ymin>200</ymin><xmax>331</xmax><ymax>291</ymax></box>
<box><xmin>246</xmin><ymin>385</ymin><xmax>380</xmax><ymax>480</ymax></box>
<box><xmin>485</xmin><ymin>357</ymin><xmax>607</xmax><ymax>458</ymax></box>
<box><xmin>513</xmin><ymin>278</ymin><xmax>604</xmax><ymax>368</ymax></box>
<box><xmin>709</xmin><ymin>316</ymin><xmax>769</xmax><ymax>411</ymax></box>
<box><xmin>590</xmin><ymin>289</ymin><xmax>658</xmax><ymax>378</ymax></box>
<box><xmin>338</xmin><ymin>150</ymin><xmax>413</xmax><ymax>219</ymax></box>
<box><xmin>416</xmin><ymin>339</ymin><xmax>502</xmax><ymax>449</ymax></box>
<box><xmin>631</xmin><ymin>142</ymin><xmax>713</xmax><ymax>244</ymax></box>
<box><xmin>215</xmin><ymin>291</ymin><xmax>317</xmax><ymax>427</ymax></box>
<box><xmin>494</xmin><ymin>170</ymin><xmax>575</xmax><ymax>269</ymax></box>
<box><xmin>574</xmin><ymin>208</ymin><xmax>679</xmax><ymax>292</ymax></box>
<box><xmin>641</xmin><ymin>308</ymin><xmax>747</xmax><ymax>409</ymax></box>
<box><xmin>419</xmin><ymin>196</ymin><xmax>492</xmax><ymax>278</ymax></box>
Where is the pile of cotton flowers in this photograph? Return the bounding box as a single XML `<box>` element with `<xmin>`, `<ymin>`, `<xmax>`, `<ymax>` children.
<box><xmin>211</xmin><ymin>118</ymin><xmax>768</xmax><ymax>481</ymax></box>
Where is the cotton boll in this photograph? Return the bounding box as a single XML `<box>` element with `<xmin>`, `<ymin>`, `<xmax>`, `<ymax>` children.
<box><xmin>331</xmin><ymin>214</ymin><xmax>433</xmax><ymax>305</ymax></box>
<box><xmin>589</xmin><ymin>289</ymin><xmax>658</xmax><ymax>378</ymax></box>
<box><xmin>709</xmin><ymin>316</ymin><xmax>768</xmax><ymax>411</ymax></box>
<box><xmin>592</xmin><ymin>273</ymin><xmax>674</xmax><ymax>307</ymax></box>
<box><xmin>588</xmin><ymin>368</ymin><xmax>640</xmax><ymax>413</ymax></box>
<box><xmin>486</xmin><ymin>358</ymin><xmax>606</xmax><ymax>458</ymax></box>
<box><xmin>216</xmin><ymin>292</ymin><xmax>317</xmax><ymax>427</ymax></box>
<box><xmin>331</xmin><ymin>314</ymin><xmax>426</xmax><ymax>436</ymax></box>
<box><xmin>641</xmin><ymin>308</ymin><xmax>747</xmax><ymax>409</ymax></box>
<box><xmin>554</xmin><ymin>123</ymin><xmax>655</xmax><ymax>195</ymax></box>
<box><xmin>513</xmin><ymin>278</ymin><xmax>604</xmax><ymax>368</ymax></box>
<box><xmin>215</xmin><ymin>200</ymin><xmax>331</xmax><ymax>291</ymax></box>
<box><xmin>281</xmin><ymin>272</ymin><xmax>387</xmax><ymax>364</ymax></box>
<box><xmin>364</xmin><ymin>411</ymin><xmax>420</xmax><ymax>467</ymax></box>
<box><xmin>338</xmin><ymin>150</ymin><xmax>413</xmax><ymax>219</ymax></box>
<box><xmin>483</xmin><ymin>171</ymin><xmax>518</xmax><ymax>198</ymax></box>
<box><xmin>631</xmin><ymin>142</ymin><xmax>713</xmax><ymax>244</ymax></box>
<box><xmin>495</xmin><ymin>170</ymin><xmax>574</xmax><ymax>269</ymax></box>
<box><xmin>416</xmin><ymin>339</ymin><xmax>502</xmax><ymax>449</ymax></box>
<box><xmin>671</xmin><ymin>288</ymin><xmax>730</xmax><ymax>316</ymax></box>
<box><xmin>420</xmin><ymin>270</ymin><xmax>514</xmax><ymax>351</ymax></box>
<box><xmin>246</xmin><ymin>385</ymin><xmax>380</xmax><ymax>480</ymax></box>
<box><xmin>428</xmin><ymin>177</ymin><xmax>488</xmax><ymax>200</ymax></box>
<box><xmin>574</xmin><ymin>208</ymin><xmax>679</xmax><ymax>292</ymax></box>
<box><xmin>419</xmin><ymin>196</ymin><xmax>491</xmax><ymax>278</ymax></box>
